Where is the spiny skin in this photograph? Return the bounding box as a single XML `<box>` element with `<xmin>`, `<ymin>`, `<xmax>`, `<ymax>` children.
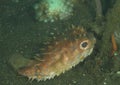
<box><xmin>18</xmin><ymin>26</ymin><xmax>96</xmax><ymax>81</ymax></box>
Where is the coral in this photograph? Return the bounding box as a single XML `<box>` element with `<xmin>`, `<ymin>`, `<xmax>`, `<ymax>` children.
<box><xmin>34</xmin><ymin>0</ymin><xmax>74</xmax><ymax>22</ymax></box>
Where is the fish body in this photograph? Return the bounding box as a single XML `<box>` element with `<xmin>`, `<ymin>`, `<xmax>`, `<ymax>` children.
<box><xmin>18</xmin><ymin>26</ymin><xmax>96</xmax><ymax>81</ymax></box>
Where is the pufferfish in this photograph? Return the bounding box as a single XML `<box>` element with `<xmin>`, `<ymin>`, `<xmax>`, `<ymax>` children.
<box><xmin>17</xmin><ymin>26</ymin><xmax>96</xmax><ymax>81</ymax></box>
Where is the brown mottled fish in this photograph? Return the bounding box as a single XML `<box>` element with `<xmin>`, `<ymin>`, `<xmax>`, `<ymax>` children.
<box><xmin>18</xmin><ymin>26</ymin><xmax>96</xmax><ymax>81</ymax></box>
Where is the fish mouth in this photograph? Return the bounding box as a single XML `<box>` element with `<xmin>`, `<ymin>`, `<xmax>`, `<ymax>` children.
<box><xmin>85</xmin><ymin>48</ymin><xmax>93</xmax><ymax>56</ymax></box>
<box><xmin>79</xmin><ymin>48</ymin><xmax>94</xmax><ymax>62</ymax></box>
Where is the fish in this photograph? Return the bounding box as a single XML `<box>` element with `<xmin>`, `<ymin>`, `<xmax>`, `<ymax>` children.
<box><xmin>18</xmin><ymin>26</ymin><xmax>96</xmax><ymax>81</ymax></box>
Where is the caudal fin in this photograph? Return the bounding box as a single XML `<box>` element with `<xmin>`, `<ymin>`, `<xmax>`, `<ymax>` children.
<box><xmin>8</xmin><ymin>53</ymin><xmax>32</xmax><ymax>71</ymax></box>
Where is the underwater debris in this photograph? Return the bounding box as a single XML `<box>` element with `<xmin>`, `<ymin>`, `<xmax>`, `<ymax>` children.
<box><xmin>111</xmin><ymin>32</ymin><xmax>120</xmax><ymax>57</ymax></box>
<box><xmin>111</xmin><ymin>33</ymin><xmax>118</xmax><ymax>56</ymax></box>
<box><xmin>95</xmin><ymin>0</ymin><xmax>103</xmax><ymax>17</ymax></box>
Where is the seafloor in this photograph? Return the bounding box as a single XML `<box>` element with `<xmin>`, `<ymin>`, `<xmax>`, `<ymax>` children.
<box><xmin>0</xmin><ymin>0</ymin><xmax>120</xmax><ymax>85</ymax></box>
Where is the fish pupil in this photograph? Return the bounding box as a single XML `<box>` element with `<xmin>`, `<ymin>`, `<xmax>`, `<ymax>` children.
<box><xmin>81</xmin><ymin>42</ymin><xmax>88</xmax><ymax>48</ymax></box>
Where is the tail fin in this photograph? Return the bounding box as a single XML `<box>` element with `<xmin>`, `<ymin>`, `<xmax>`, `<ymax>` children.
<box><xmin>9</xmin><ymin>53</ymin><xmax>32</xmax><ymax>71</ymax></box>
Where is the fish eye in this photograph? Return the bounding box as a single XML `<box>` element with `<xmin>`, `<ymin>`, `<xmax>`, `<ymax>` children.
<box><xmin>80</xmin><ymin>40</ymin><xmax>89</xmax><ymax>50</ymax></box>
